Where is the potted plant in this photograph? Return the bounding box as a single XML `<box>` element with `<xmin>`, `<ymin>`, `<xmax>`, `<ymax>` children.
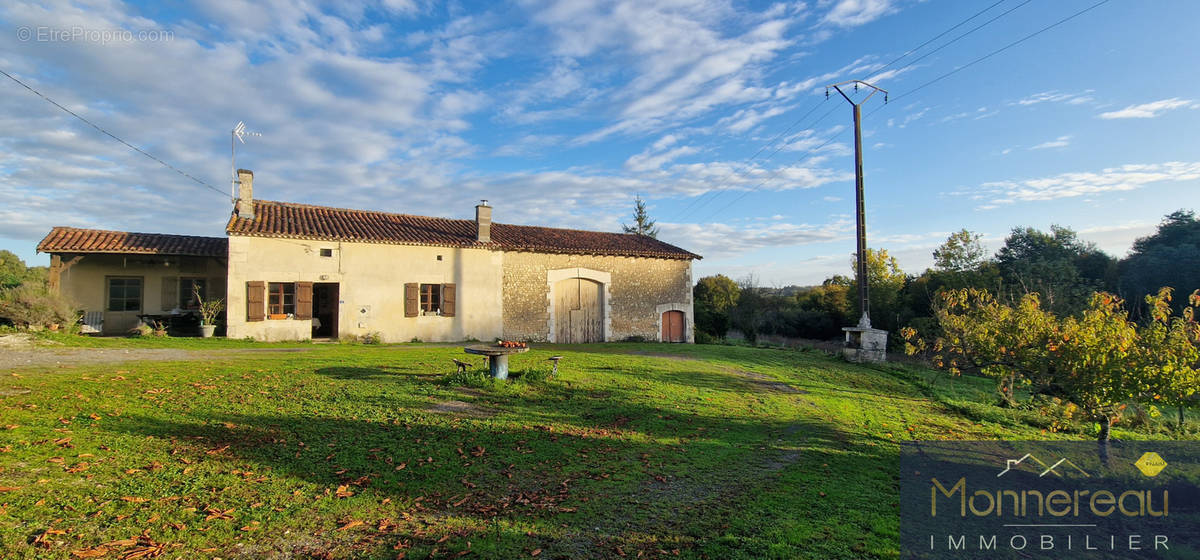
<box><xmin>194</xmin><ymin>286</ymin><xmax>224</xmax><ymax>338</ymax></box>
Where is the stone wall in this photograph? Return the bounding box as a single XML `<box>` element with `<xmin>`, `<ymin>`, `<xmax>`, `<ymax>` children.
<box><xmin>501</xmin><ymin>252</ymin><xmax>693</xmax><ymax>342</ymax></box>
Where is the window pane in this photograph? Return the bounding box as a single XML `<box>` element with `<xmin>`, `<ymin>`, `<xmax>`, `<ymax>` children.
<box><xmin>268</xmin><ymin>283</ymin><xmax>295</xmax><ymax>316</ymax></box>
<box><xmin>419</xmin><ymin>283</ymin><xmax>441</xmax><ymax>313</ymax></box>
<box><xmin>108</xmin><ymin>278</ymin><xmax>141</xmax><ymax>312</ymax></box>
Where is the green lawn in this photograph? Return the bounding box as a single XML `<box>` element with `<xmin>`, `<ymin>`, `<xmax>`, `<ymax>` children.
<box><xmin>0</xmin><ymin>337</ymin><xmax>1193</xmax><ymax>559</ymax></box>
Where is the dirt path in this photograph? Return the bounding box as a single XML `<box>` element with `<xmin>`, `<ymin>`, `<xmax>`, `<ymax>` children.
<box><xmin>0</xmin><ymin>337</ymin><xmax>315</xmax><ymax>371</ymax></box>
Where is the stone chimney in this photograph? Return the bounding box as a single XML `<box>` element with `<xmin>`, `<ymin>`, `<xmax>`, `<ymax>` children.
<box><xmin>236</xmin><ymin>169</ymin><xmax>255</xmax><ymax>219</ymax></box>
<box><xmin>475</xmin><ymin>200</ymin><xmax>491</xmax><ymax>243</ymax></box>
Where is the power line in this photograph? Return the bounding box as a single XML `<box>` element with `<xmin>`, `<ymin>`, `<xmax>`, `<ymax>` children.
<box><xmin>697</xmin><ymin>109</ymin><xmax>845</xmax><ymax>224</ymax></box>
<box><xmin>669</xmin><ymin>97</ymin><xmax>829</xmax><ymax>221</ymax></box>
<box><xmin>674</xmin><ymin>99</ymin><xmax>838</xmax><ymax>222</ymax></box>
<box><xmin>0</xmin><ymin>67</ymin><xmax>228</xmax><ymax>199</ymax></box>
<box><xmin>697</xmin><ymin>0</ymin><xmax>1113</xmax><ymax>223</ymax></box>
<box><xmin>868</xmin><ymin>0</ymin><xmax>1009</xmax><ymax>77</ymax></box>
<box><xmin>877</xmin><ymin>0</ymin><xmax>1113</xmax><ymax>109</ymax></box>
<box><xmin>673</xmin><ymin>0</ymin><xmax>1028</xmax><ymax>224</ymax></box>
<box><xmin>868</xmin><ymin>0</ymin><xmax>1033</xmax><ymax>82</ymax></box>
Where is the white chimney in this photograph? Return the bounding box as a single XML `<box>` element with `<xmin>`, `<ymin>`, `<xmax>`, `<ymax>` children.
<box><xmin>475</xmin><ymin>200</ymin><xmax>491</xmax><ymax>243</ymax></box>
<box><xmin>237</xmin><ymin>169</ymin><xmax>254</xmax><ymax>219</ymax></box>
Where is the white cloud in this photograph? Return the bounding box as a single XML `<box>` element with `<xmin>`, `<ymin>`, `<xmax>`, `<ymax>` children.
<box><xmin>522</xmin><ymin>0</ymin><xmax>801</xmax><ymax>142</ymax></box>
<box><xmin>625</xmin><ymin>144</ymin><xmax>700</xmax><ymax>172</ymax></box>
<box><xmin>1014</xmin><ymin>90</ymin><xmax>1094</xmax><ymax>107</ymax></box>
<box><xmin>660</xmin><ymin>216</ymin><xmax>851</xmax><ymax>259</ymax></box>
<box><xmin>1098</xmin><ymin>98</ymin><xmax>1194</xmax><ymax>119</ymax></box>
<box><xmin>821</xmin><ymin>0</ymin><xmax>894</xmax><ymax>27</ymax></box>
<box><xmin>1029</xmin><ymin>135</ymin><xmax>1071</xmax><ymax>150</ymax></box>
<box><xmin>968</xmin><ymin>161</ymin><xmax>1200</xmax><ymax>207</ymax></box>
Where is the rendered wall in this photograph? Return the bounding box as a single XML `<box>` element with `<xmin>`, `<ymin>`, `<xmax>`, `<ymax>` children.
<box><xmin>54</xmin><ymin>253</ymin><xmax>227</xmax><ymax>334</ymax></box>
<box><xmin>225</xmin><ymin>236</ymin><xmax>504</xmax><ymax>342</ymax></box>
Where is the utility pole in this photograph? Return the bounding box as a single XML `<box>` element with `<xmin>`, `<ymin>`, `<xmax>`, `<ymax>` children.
<box><xmin>826</xmin><ymin>80</ymin><xmax>886</xmax><ymax>328</ymax></box>
<box><xmin>827</xmin><ymin>79</ymin><xmax>889</xmax><ymax>363</ymax></box>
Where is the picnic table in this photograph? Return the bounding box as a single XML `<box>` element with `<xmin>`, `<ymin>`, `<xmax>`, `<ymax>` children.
<box><xmin>463</xmin><ymin>344</ymin><xmax>529</xmax><ymax>380</ymax></box>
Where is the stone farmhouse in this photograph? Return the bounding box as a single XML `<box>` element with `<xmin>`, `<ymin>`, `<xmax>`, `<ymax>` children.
<box><xmin>37</xmin><ymin>170</ymin><xmax>700</xmax><ymax>343</ymax></box>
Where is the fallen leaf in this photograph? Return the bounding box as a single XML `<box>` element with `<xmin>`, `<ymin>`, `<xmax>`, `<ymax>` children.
<box><xmin>531</xmin><ymin>549</ymin><xmax>542</xmax><ymax>557</ymax></box>
<box><xmin>69</xmin><ymin>548</ymin><xmax>109</xmax><ymax>558</ymax></box>
<box><xmin>336</xmin><ymin>520</ymin><xmax>363</xmax><ymax>531</ymax></box>
<box><xmin>120</xmin><ymin>497</ymin><xmax>148</xmax><ymax>503</ymax></box>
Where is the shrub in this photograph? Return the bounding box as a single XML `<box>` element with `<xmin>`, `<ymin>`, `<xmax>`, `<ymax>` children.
<box><xmin>694</xmin><ymin>330</ymin><xmax>718</xmax><ymax>345</ymax></box>
<box><xmin>0</xmin><ymin>285</ymin><xmax>77</xmax><ymax>329</ymax></box>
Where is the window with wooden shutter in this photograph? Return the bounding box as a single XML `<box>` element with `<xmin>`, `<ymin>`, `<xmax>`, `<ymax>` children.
<box><xmin>404</xmin><ymin>283</ymin><xmax>418</xmax><ymax>317</ymax></box>
<box><xmin>247</xmin><ymin>281</ymin><xmax>265</xmax><ymax>322</ymax></box>
<box><xmin>295</xmin><ymin>282</ymin><xmax>313</xmax><ymax>320</ymax></box>
<box><xmin>441</xmin><ymin>283</ymin><xmax>456</xmax><ymax>317</ymax></box>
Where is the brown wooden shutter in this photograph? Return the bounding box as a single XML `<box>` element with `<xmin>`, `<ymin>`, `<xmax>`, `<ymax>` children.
<box><xmin>161</xmin><ymin>276</ymin><xmax>178</xmax><ymax>311</ymax></box>
<box><xmin>404</xmin><ymin>283</ymin><xmax>419</xmax><ymax>317</ymax></box>
<box><xmin>295</xmin><ymin>282</ymin><xmax>313</xmax><ymax>320</ymax></box>
<box><xmin>247</xmin><ymin>281</ymin><xmax>265</xmax><ymax>322</ymax></box>
<box><xmin>441</xmin><ymin>283</ymin><xmax>456</xmax><ymax>317</ymax></box>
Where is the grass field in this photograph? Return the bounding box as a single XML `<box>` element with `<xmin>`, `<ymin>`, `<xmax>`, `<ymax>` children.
<box><xmin>0</xmin><ymin>336</ymin><xmax>1195</xmax><ymax>559</ymax></box>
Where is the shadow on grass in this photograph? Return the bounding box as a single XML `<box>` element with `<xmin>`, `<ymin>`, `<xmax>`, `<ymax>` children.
<box><xmin>103</xmin><ymin>382</ymin><xmax>892</xmax><ymax>559</ymax></box>
<box><xmin>314</xmin><ymin>366</ymin><xmax>446</xmax><ymax>380</ymax></box>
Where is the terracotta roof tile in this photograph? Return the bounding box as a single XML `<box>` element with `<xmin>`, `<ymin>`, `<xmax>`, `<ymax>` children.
<box><xmin>226</xmin><ymin>200</ymin><xmax>700</xmax><ymax>260</ymax></box>
<box><xmin>37</xmin><ymin>227</ymin><xmax>227</xmax><ymax>258</ymax></box>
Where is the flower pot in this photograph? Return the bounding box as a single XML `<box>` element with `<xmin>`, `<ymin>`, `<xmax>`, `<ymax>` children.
<box><xmin>268</xmin><ymin>313</ymin><xmax>288</xmax><ymax>320</ymax></box>
<box><xmin>200</xmin><ymin>325</ymin><xmax>217</xmax><ymax>338</ymax></box>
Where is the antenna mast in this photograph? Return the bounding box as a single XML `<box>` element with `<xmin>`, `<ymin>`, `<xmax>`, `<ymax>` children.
<box><xmin>231</xmin><ymin>121</ymin><xmax>262</xmax><ymax>203</ymax></box>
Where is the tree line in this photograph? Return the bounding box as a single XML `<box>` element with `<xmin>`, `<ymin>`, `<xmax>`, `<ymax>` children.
<box><xmin>693</xmin><ymin>210</ymin><xmax>1200</xmax><ymax>440</ymax></box>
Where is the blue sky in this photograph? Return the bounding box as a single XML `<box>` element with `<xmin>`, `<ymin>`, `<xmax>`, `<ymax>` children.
<box><xmin>2</xmin><ymin>0</ymin><xmax>1198</xmax><ymax>285</ymax></box>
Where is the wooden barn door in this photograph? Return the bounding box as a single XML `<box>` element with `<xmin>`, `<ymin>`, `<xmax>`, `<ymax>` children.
<box><xmin>555</xmin><ymin>278</ymin><xmax>603</xmax><ymax>343</ymax></box>
<box><xmin>661</xmin><ymin>310</ymin><xmax>685</xmax><ymax>343</ymax></box>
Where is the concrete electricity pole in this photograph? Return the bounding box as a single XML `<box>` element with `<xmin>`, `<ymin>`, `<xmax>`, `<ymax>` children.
<box><xmin>826</xmin><ymin>80</ymin><xmax>886</xmax><ymax>328</ymax></box>
<box><xmin>827</xmin><ymin>79</ymin><xmax>889</xmax><ymax>363</ymax></box>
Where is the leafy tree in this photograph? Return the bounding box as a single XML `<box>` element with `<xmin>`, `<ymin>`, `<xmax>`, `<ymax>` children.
<box><xmin>849</xmin><ymin>248</ymin><xmax>906</xmax><ymax>331</ymax></box>
<box><xmin>0</xmin><ymin>250</ymin><xmax>29</xmax><ymax>288</ymax></box>
<box><xmin>621</xmin><ymin>195</ymin><xmax>659</xmax><ymax>238</ymax></box>
<box><xmin>933</xmin><ymin>229</ymin><xmax>987</xmax><ymax>273</ymax></box>
<box><xmin>1120</xmin><ymin>210</ymin><xmax>1200</xmax><ymax>315</ymax></box>
<box><xmin>996</xmin><ymin>225</ymin><xmax>1114</xmax><ymax>316</ymax></box>
<box><xmin>905</xmin><ymin>289</ymin><xmax>1151</xmax><ymax>445</ymax></box>
<box><xmin>796</xmin><ymin>277</ymin><xmax>853</xmax><ymax>327</ymax></box>
<box><xmin>1140</xmin><ymin>287</ymin><xmax>1200</xmax><ymax>429</ymax></box>
<box><xmin>694</xmin><ymin>275</ymin><xmax>740</xmax><ymax>313</ymax></box>
<box><xmin>693</xmin><ymin>275</ymin><xmax>740</xmax><ymax>339</ymax></box>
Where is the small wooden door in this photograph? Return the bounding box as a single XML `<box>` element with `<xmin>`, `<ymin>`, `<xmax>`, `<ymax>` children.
<box><xmin>661</xmin><ymin>310</ymin><xmax>685</xmax><ymax>343</ymax></box>
<box><xmin>555</xmin><ymin>277</ymin><xmax>603</xmax><ymax>343</ymax></box>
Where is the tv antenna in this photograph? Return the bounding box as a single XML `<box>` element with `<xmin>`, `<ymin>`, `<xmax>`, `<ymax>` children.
<box><xmin>231</xmin><ymin>121</ymin><xmax>262</xmax><ymax>202</ymax></box>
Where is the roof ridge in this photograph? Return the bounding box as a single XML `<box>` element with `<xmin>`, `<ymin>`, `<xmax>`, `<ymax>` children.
<box><xmin>254</xmin><ymin>199</ymin><xmax>472</xmax><ymax>223</ymax></box>
<box><xmin>45</xmin><ymin>226</ymin><xmax>225</xmax><ymax>240</ymax></box>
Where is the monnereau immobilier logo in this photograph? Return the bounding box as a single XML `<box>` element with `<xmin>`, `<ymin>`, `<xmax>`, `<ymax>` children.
<box><xmin>900</xmin><ymin>441</ymin><xmax>1200</xmax><ymax>559</ymax></box>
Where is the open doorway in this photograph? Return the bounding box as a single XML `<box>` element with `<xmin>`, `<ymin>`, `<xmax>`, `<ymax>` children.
<box><xmin>312</xmin><ymin>283</ymin><xmax>339</xmax><ymax>339</ymax></box>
